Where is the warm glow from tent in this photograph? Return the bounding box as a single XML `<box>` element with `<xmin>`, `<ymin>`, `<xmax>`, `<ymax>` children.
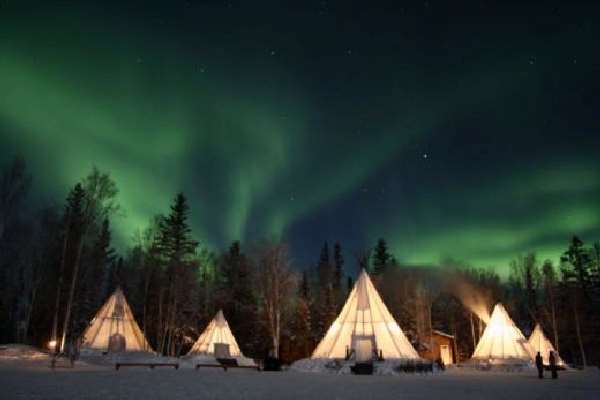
<box><xmin>80</xmin><ymin>288</ymin><xmax>153</xmax><ymax>353</ymax></box>
<box><xmin>187</xmin><ymin>310</ymin><xmax>243</xmax><ymax>357</ymax></box>
<box><xmin>471</xmin><ymin>303</ymin><xmax>532</xmax><ymax>363</ymax></box>
<box><xmin>311</xmin><ymin>269</ymin><xmax>420</xmax><ymax>360</ymax></box>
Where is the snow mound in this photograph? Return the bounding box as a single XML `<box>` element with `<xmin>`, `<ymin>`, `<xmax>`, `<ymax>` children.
<box><xmin>0</xmin><ymin>344</ymin><xmax>49</xmax><ymax>360</ymax></box>
<box><xmin>291</xmin><ymin>358</ymin><xmax>439</xmax><ymax>375</ymax></box>
<box><xmin>183</xmin><ymin>354</ymin><xmax>258</xmax><ymax>367</ymax></box>
<box><xmin>79</xmin><ymin>351</ymin><xmax>257</xmax><ymax>369</ymax></box>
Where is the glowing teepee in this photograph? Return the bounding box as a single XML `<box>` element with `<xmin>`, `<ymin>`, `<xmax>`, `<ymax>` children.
<box><xmin>471</xmin><ymin>303</ymin><xmax>532</xmax><ymax>364</ymax></box>
<box><xmin>312</xmin><ymin>269</ymin><xmax>420</xmax><ymax>360</ymax></box>
<box><xmin>81</xmin><ymin>288</ymin><xmax>153</xmax><ymax>352</ymax></box>
<box><xmin>187</xmin><ymin>310</ymin><xmax>242</xmax><ymax>357</ymax></box>
<box><xmin>528</xmin><ymin>323</ymin><xmax>565</xmax><ymax>366</ymax></box>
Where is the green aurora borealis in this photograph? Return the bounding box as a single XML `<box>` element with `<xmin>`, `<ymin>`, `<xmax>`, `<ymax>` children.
<box><xmin>1</xmin><ymin>1</ymin><xmax>599</xmax><ymax>273</ymax></box>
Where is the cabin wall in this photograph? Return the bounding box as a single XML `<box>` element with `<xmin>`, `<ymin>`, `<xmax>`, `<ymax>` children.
<box><xmin>418</xmin><ymin>333</ymin><xmax>455</xmax><ymax>364</ymax></box>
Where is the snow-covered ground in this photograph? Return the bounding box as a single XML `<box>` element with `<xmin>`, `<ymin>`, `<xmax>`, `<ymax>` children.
<box><xmin>1</xmin><ymin>345</ymin><xmax>598</xmax><ymax>400</ymax></box>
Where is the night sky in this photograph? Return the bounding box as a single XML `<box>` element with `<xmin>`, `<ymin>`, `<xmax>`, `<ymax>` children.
<box><xmin>1</xmin><ymin>1</ymin><xmax>599</xmax><ymax>273</ymax></box>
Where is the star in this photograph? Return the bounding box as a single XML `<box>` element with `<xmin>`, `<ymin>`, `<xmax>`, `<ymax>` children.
<box><xmin>423</xmin><ymin>153</ymin><xmax>429</xmax><ymax>159</ymax></box>
<box><xmin>269</xmin><ymin>50</ymin><xmax>277</xmax><ymax>56</ymax></box>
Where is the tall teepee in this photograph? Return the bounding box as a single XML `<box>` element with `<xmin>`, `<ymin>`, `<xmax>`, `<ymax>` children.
<box><xmin>471</xmin><ymin>303</ymin><xmax>532</xmax><ymax>364</ymax></box>
<box><xmin>187</xmin><ymin>310</ymin><xmax>242</xmax><ymax>357</ymax></box>
<box><xmin>528</xmin><ymin>323</ymin><xmax>565</xmax><ymax>366</ymax></box>
<box><xmin>312</xmin><ymin>269</ymin><xmax>420</xmax><ymax>360</ymax></box>
<box><xmin>81</xmin><ymin>288</ymin><xmax>152</xmax><ymax>352</ymax></box>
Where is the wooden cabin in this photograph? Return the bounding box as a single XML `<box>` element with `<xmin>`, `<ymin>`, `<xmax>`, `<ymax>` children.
<box><xmin>418</xmin><ymin>330</ymin><xmax>456</xmax><ymax>365</ymax></box>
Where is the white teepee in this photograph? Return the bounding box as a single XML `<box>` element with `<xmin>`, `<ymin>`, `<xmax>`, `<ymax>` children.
<box><xmin>187</xmin><ymin>310</ymin><xmax>242</xmax><ymax>357</ymax></box>
<box><xmin>528</xmin><ymin>323</ymin><xmax>565</xmax><ymax>366</ymax></box>
<box><xmin>471</xmin><ymin>303</ymin><xmax>532</xmax><ymax>364</ymax></box>
<box><xmin>312</xmin><ymin>269</ymin><xmax>420</xmax><ymax>360</ymax></box>
<box><xmin>81</xmin><ymin>288</ymin><xmax>153</xmax><ymax>352</ymax></box>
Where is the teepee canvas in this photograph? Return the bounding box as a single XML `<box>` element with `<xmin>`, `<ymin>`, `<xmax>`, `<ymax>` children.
<box><xmin>187</xmin><ymin>310</ymin><xmax>242</xmax><ymax>357</ymax></box>
<box><xmin>528</xmin><ymin>323</ymin><xmax>565</xmax><ymax>366</ymax></box>
<box><xmin>81</xmin><ymin>288</ymin><xmax>152</xmax><ymax>352</ymax></box>
<box><xmin>471</xmin><ymin>303</ymin><xmax>532</xmax><ymax>364</ymax></box>
<box><xmin>312</xmin><ymin>269</ymin><xmax>420</xmax><ymax>360</ymax></box>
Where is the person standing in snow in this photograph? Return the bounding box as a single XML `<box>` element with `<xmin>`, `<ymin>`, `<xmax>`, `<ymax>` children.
<box><xmin>535</xmin><ymin>352</ymin><xmax>544</xmax><ymax>379</ymax></box>
<box><xmin>549</xmin><ymin>351</ymin><xmax>558</xmax><ymax>379</ymax></box>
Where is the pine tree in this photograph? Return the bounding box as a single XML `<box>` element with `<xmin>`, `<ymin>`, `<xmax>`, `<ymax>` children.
<box><xmin>300</xmin><ymin>270</ymin><xmax>310</xmax><ymax>299</ymax></box>
<box><xmin>219</xmin><ymin>241</ymin><xmax>258</xmax><ymax>356</ymax></box>
<box><xmin>292</xmin><ymin>270</ymin><xmax>312</xmax><ymax>358</ymax></box>
<box><xmin>51</xmin><ymin>183</ymin><xmax>85</xmax><ymax>353</ymax></box>
<box><xmin>72</xmin><ymin>217</ymin><xmax>114</xmax><ymax>339</ymax></box>
<box><xmin>372</xmin><ymin>238</ymin><xmax>391</xmax><ymax>275</ymax></box>
<box><xmin>333</xmin><ymin>242</ymin><xmax>343</xmax><ymax>298</ymax></box>
<box><xmin>346</xmin><ymin>276</ymin><xmax>354</xmax><ymax>296</ymax></box>
<box><xmin>315</xmin><ymin>242</ymin><xmax>336</xmax><ymax>337</ymax></box>
<box><xmin>156</xmin><ymin>192</ymin><xmax>198</xmax><ymax>355</ymax></box>
<box><xmin>541</xmin><ymin>260</ymin><xmax>559</xmax><ymax>354</ymax></box>
<box><xmin>317</xmin><ymin>241</ymin><xmax>331</xmax><ymax>288</ymax></box>
<box><xmin>560</xmin><ymin>236</ymin><xmax>593</xmax><ymax>367</ymax></box>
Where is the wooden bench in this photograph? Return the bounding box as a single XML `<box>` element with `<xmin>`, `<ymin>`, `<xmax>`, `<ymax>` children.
<box><xmin>115</xmin><ymin>362</ymin><xmax>179</xmax><ymax>370</ymax></box>
<box><xmin>217</xmin><ymin>358</ymin><xmax>260</xmax><ymax>371</ymax></box>
<box><xmin>195</xmin><ymin>363</ymin><xmax>227</xmax><ymax>371</ymax></box>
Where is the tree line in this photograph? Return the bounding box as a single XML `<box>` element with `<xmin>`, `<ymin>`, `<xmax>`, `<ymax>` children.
<box><xmin>0</xmin><ymin>156</ymin><xmax>598</xmax><ymax>366</ymax></box>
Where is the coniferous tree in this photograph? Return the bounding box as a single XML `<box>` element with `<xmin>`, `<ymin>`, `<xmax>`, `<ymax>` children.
<box><xmin>59</xmin><ymin>168</ymin><xmax>119</xmax><ymax>353</ymax></box>
<box><xmin>541</xmin><ymin>260</ymin><xmax>560</xmax><ymax>353</ymax></box>
<box><xmin>346</xmin><ymin>276</ymin><xmax>354</xmax><ymax>296</ymax></box>
<box><xmin>560</xmin><ymin>236</ymin><xmax>593</xmax><ymax>367</ymax></box>
<box><xmin>0</xmin><ymin>155</ymin><xmax>31</xmax><ymax>243</ymax></box>
<box><xmin>372</xmin><ymin>238</ymin><xmax>391</xmax><ymax>275</ymax></box>
<box><xmin>291</xmin><ymin>270</ymin><xmax>312</xmax><ymax>358</ymax></box>
<box><xmin>156</xmin><ymin>192</ymin><xmax>198</xmax><ymax>355</ymax></box>
<box><xmin>71</xmin><ymin>217</ymin><xmax>115</xmax><ymax>340</ymax></box>
<box><xmin>333</xmin><ymin>242</ymin><xmax>343</xmax><ymax>304</ymax></box>
<box><xmin>218</xmin><ymin>241</ymin><xmax>258</xmax><ymax>356</ymax></box>
<box><xmin>315</xmin><ymin>242</ymin><xmax>337</xmax><ymax>336</ymax></box>
<box><xmin>317</xmin><ymin>241</ymin><xmax>331</xmax><ymax>288</ymax></box>
<box><xmin>51</xmin><ymin>182</ymin><xmax>85</xmax><ymax>353</ymax></box>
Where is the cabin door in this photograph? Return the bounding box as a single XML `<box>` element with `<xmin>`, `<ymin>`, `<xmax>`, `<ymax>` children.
<box><xmin>440</xmin><ymin>344</ymin><xmax>451</xmax><ymax>365</ymax></box>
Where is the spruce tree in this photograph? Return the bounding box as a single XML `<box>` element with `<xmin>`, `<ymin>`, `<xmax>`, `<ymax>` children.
<box><xmin>293</xmin><ymin>270</ymin><xmax>312</xmax><ymax>357</ymax></box>
<box><xmin>372</xmin><ymin>238</ymin><xmax>391</xmax><ymax>275</ymax></box>
<box><xmin>333</xmin><ymin>242</ymin><xmax>343</xmax><ymax>293</ymax></box>
<box><xmin>317</xmin><ymin>241</ymin><xmax>331</xmax><ymax>288</ymax></box>
<box><xmin>219</xmin><ymin>241</ymin><xmax>257</xmax><ymax>356</ymax></box>
<box><xmin>157</xmin><ymin>192</ymin><xmax>198</xmax><ymax>355</ymax></box>
<box><xmin>560</xmin><ymin>236</ymin><xmax>593</xmax><ymax>367</ymax></box>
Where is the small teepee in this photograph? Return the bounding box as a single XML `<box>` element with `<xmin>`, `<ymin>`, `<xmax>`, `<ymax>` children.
<box><xmin>312</xmin><ymin>269</ymin><xmax>420</xmax><ymax>361</ymax></box>
<box><xmin>471</xmin><ymin>303</ymin><xmax>532</xmax><ymax>364</ymax></box>
<box><xmin>528</xmin><ymin>323</ymin><xmax>565</xmax><ymax>366</ymax></box>
<box><xmin>81</xmin><ymin>288</ymin><xmax>152</xmax><ymax>352</ymax></box>
<box><xmin>187</xmin><ymin>310</ymin><xmax>242</xmax><ymax>358</ymax></box>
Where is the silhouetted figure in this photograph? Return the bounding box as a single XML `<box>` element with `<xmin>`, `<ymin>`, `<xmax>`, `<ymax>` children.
<box><xmin>549</xmin><ymin>351</ymin><xmax>558</xmax><ymax>379</ymax></box>
<box><xmin>535</xmin><ymin>352</ymin><xmax>544</xmax><ymax>379</ymax></box>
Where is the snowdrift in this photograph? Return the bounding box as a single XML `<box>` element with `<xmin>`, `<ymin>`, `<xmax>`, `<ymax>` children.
<box><xmin>291</xmin><ymin>357</ymin><xmax>439</xmax><ymax>376</ymax></box>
